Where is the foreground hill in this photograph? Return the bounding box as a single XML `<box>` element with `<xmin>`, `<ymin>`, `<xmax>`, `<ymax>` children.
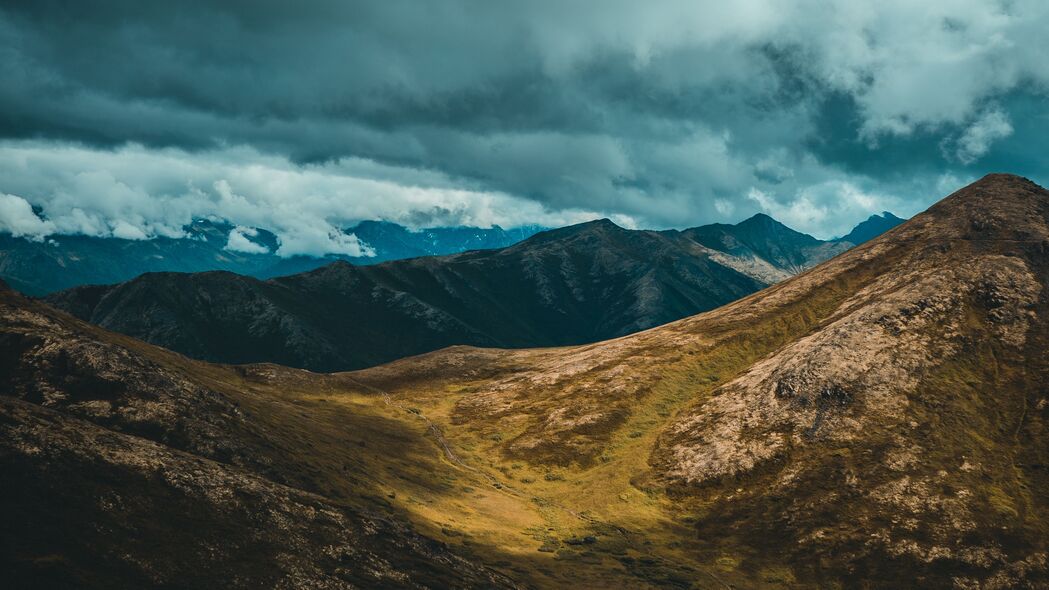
<box><xmin>46</xmin><ymin>216</ymin><xmax>855</xmax><ymax>371</ymax></box>
<box><xmin>345</xmin><ymin>173</ymin><xmax>1049</xmax><ymax>587</ymax></box>
<box><xmin>4</xmin><ymin>173</ymin><xmax>1047</xmax><ymax>588</ymax></box>
<box><xmin>0</xmin><ymin>284</ymin><xmax>516</xmax><ymax>588</ymax></box>
<box><xmin>0</xmin><ymin>219</ymin><xmax>544</xmax><ymax>295</ymax></box>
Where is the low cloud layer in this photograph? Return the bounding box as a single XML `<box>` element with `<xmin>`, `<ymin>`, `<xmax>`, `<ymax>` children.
<box><xmin>0</xmin><ymin>142</ymin><xmax>615</xmax><ymax>255</ymax></box>
<box><xmin>1</xmin><ymin>1</ymin><xmax>1048</xmax><ymax>252</ymax></box>
<box><xmin>225</xmin><ymin>226</ymin><xmax>270</xmax><ymax>255</ymax></box>
<box><xmin>0</xmin><ymin>193</ymin><xmax>56</xmax><ymax>240</ymax></box>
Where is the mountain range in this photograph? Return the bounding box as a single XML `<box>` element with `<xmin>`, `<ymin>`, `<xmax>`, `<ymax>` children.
<box><xmin>0</xmin><ymin>220</ymin><xmax>545</xmax><ymax>295</ymax></box>
<box><xmin>44</xmin><ymin>213</ymin><xmax>894</xmax><ymax>371</ymax></box>
<box><xmin>2</xmin><ymin>173</ymin><xmax>1047</xmax><ymax>588</ymax></box>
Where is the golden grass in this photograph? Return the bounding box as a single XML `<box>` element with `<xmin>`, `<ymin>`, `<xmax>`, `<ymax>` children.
<box><xmin>282</xmin><ymin>252</ymin><xmax>899</xmax><ymax>588</ymax></box>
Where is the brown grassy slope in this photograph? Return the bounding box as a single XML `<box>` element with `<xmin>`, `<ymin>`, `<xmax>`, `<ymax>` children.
<box><xmin>0</xmin><ymin>287</ymin><xmax>522</xmax><ymax>589</ymax></box>
<box><xmin>2</xmin><ymin>278</ymin><xmax>739</xmax><ymax>589</ymax></box>
<box><xmin>351</xmin><ymin>173</ymin><xmax>1049</xmax><ymax>588</ymax></box>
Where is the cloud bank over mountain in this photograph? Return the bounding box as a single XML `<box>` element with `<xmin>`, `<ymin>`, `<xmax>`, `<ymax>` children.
<box><xmin>0</xmin><ymin>143</ymin><xmax>612</xmax><ymax>256</ymax></box>
<box><xmin>2</xmin><ymin>1</ymin><xmax>1048</xmax><ymax>253</ymax></box>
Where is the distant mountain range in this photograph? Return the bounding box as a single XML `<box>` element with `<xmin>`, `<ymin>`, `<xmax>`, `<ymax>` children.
<box><xmin>0</xmin><ymin>220</ymin><xmax>545</xmax><ymax>295</ymax></box>
<box><xmin>833</xmin><ymin>211</ymin><xmax>906</xmax><ymax>245</ymax></box>
<box><xmin>45</xmin><ymin>213</ymin><xmax>900</xmax><ymax>371</ymax></box>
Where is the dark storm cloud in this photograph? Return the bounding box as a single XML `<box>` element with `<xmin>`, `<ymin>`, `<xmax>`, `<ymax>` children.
<box><xmin>1</xmin><ymin>0</ymin><xmax>1048</xmax><ymax>252</ymax></box>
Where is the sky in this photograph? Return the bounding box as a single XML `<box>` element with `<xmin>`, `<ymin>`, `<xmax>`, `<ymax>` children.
<box><xmin>2</xmin><ymin>1</ymin><xmax>1048</xmax><ymax>256</ymax></box>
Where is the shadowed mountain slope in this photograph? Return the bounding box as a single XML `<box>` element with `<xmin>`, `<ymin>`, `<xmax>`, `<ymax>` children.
<box><xmin>45</xmin><ymin>216</ymin><xmax>856</xmax><ymax>371</ymax></box>
<box><xmin>0</xmin><ymin>284</ymin><xmax>518</xmax><ymax>589</ymax></box>
<box><xmin>680</xmin><ymin>212</ymin><xmax>848</xmax><ymax>279</ymax></box>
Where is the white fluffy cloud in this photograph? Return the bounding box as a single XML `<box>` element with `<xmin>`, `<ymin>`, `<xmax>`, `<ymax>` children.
<box><xmin>953</xmin><ymin>108</ymin><xmax>1014</xmax><ymax>164</ymax></box>
<box><xmin>2</xmin><ymin>1</ymin><xmax>1048</xmax><ymax>243</ymax></box>
<box><xmin>0</xmin><ymin>193</ymin><xmax>56</xmax><ymax>241</ymax></box>
<box><xmin>224</xmin><ymin>226</ymin><xmax>270</xmax><ymax>254</ymax></box>
<box><xmin>795</xmin><ymin>1</ymin><xmax>1044</xmax><ymax>138</ymax></box>
<box><xmin>0</xmin><ymin>142</ymin><xmax>615</xmax><ymax>256</ymax></box>
<box><xmin>747</xmin><ymin>180</ymin><xmax>914</xmax><ymax>239</ymax></box>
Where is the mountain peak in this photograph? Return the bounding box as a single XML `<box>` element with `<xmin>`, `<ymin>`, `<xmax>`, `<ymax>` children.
<box><xmin>743</xmin><ymin>212</ymin><xmax>775</xmax><ymax>221</ymax></box>
<box><xmin>940</xmin><ymin>174</ymin><xmax>1047</xmax><ymax>210</ymax></box>
<box><xmin>733</xmin><ymin>212</ymin><xmax>799</xmax><ymax>233</ymax></box>
<box><xmin>348</xmin><ymin>219</ymin><xmax>403</xmax><ymax>231</ymax></box>
<box><xmin>579</xmin><ymin>217</ymin><xmax>618</xmax><ymax>228</ymax></box>
<box><xmin>514</xmin><ymin>218</ymin><xmax>624</xmax><ymax>247</ymax></box>
<box><xmin>931</xmin><ymin>173</ymin><xmax>1048</xmax><ymax>215</ymax></box>
<box><xmin>837</xmin><ymin>211</ymin><xmax>907</xmax><ymax>246</ymax></box>
<box><xmin>971</xmin><ymin>172</ymin><xmax>1039</xmax><ymax>188</ymax></box>
<box><xmin>736</xmin><ymin>212</ymin><xmax>778</xmax><ymax>226</ymax></box>
<box><xmin>865</xmin><ymin>173</ymin><xmax>1049</xmax><ymax>249</ymax></box>
<box><xmin>872</xmin><ymin>211</ymin><xmax>902</xmax><ymax>221</ymax></box>
<box><xmin>561</xmin><ymin>218</ymin><xmax>631</xmax><ymax>238</ymax></box>
<box><xmin>732</xmin><ymin>212</ymin><xmax>812</xmax><ymax>243</ymax></box>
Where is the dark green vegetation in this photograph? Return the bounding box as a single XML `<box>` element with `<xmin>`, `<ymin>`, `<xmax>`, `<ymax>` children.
<box><xmin>0</xmin><ymin>219</ymin><xmax>544</xmax><ymax>295</ymax></box>
<box><xmin>45</xmin><ymin>215</ymin><xmax>860</xmax><ymax>371</ymax></box>
<box><xmin>4</xmin><ymin>175</ymin><xmax>1042</xmax><ymax>589</ymax></box>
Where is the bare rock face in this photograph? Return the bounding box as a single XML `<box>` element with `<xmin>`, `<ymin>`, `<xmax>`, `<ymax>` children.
<box><xmin>662</xmin><ymin>254</ymin><xmax>1040</xmax><ymax>484</ymax></box>
<box><xmin>648</xmin><ymin>174</ymin><xmax>1049</xmax><ymax>585</ymax></box>
<box><xmin>0</xmin><ymin>294</ymin><xmax>260</xmax><ymax>466</ymax></box>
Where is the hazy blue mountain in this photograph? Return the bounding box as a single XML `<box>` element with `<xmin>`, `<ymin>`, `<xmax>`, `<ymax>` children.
<box><xmin>834</xmin><ymin>211</ymin><xmax>906</xmax><ymax>245</ymax></box>
<box><xmin>0</xmin><ymin>220</ymin><xmax>275</xmax><ymax>296</ymax></box>
<box><xmin>0</xmin><ymin>220</ymin><xmax>545</xmax><ymax>295</ymax></box>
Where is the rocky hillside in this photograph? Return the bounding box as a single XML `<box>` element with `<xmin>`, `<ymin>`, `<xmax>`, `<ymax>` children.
<box><xmin>4</xmin><ymin>173</ymin><xmax>1047</xmax><ymax>588</ymax></box>
<box><xmin>346</xmin><ymin>174</ymin><xmax>1049</xmax><ymax>587</ymax></box>
<box><xmin>0</xmin><ymin>283</ymin><xmax>517</xmax><ymax>589</ymax></box>
<box><xmin>45</xmin><ymin>216</ymin><xmax>858</xmax><ymax>371</ymax></box>
<box><xmin>681</xmin><ymin>212</ymin><xmax>849</xmax><ymax>282</ymax></box>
